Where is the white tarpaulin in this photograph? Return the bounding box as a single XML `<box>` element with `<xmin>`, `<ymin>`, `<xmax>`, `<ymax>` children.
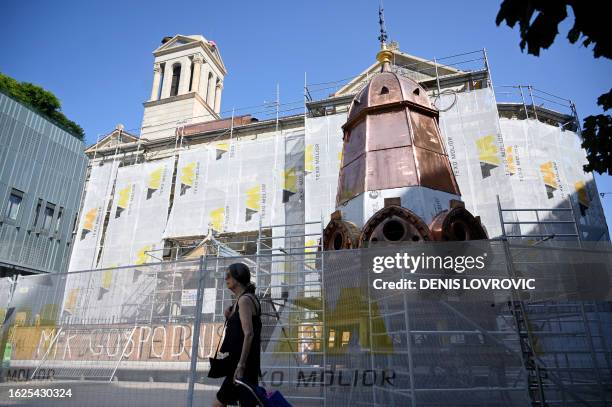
<box><xmin>99</xmin><ymin>157</ymin><xmax>174</xmax><ymax>267</ymax></box>
<box><xmin>233</xmin><ymin>135</ymin><xmax>283</xmax><ymax>232</ymax></box>
<box><xmin>67</xmin><ymin>156</ymin><xmax>174</xmax><ymax>322</ymax></box>
<box><xmin>438</xmin><ymin>88</ymin><xmax>519</xmax><ymax>238</ymax></box>
<box><xmin>438</xmin><ymin>88</ymin><xmax>607</xmax><ymax>241</ymax></box>
<box><xmin>305</xmin><ymin>88</ymin><xmax>608</xmax><ymax>242</ymax></box>
<box><xmin>304</xmin><ymin>114</ymin><xmax>345</xmax><ymax>252</ymax></box>
<box><xmin>269</xmin><ymin>130</ymin><xmax>306</xmax><ymax>298</ymax></box>
<box><xmin>68</xmin><ymin>160</ymin><xmax>119</xmax><ymax>272</ymax></box>
<box><xmin>499</xmin><ymin>118</ymin><xmax>609</xmax><ymax>241</ymax></box>
<box><xmin>202</xmin><ymin>140</ymin><xmax>236</xmax><ymax>234</ymax></box>
<box><xmin>304</xmin><ymin>113</ymin><xmax>346</xmax><ymax>226</ymax></box>
<box><xmin>164</xmin><ymin>135</ymin><xmax>287</xmax><ymax>237</ymax></box>
<box><xmin>163</xmin><ymin>148</ymin><xmax>208</xmax><ymax>238</ymax></box>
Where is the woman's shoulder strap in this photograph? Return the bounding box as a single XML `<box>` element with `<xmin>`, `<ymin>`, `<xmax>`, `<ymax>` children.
<box><xmin>241</xmin><ymin>292</ymin><xmax>261</xmax><ymax>316</ymax></box>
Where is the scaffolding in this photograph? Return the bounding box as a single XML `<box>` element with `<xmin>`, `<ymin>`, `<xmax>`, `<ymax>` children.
<box><xmin>496</xmin><ymin>196</ymin><xmax>611</xmax><ymax>406</ymax></box>
<box><xmin>2</xmin><ymin>227</ymin><xmax>612</xmax><ymax>406</ymax></box>
<box><xmin>4</xmin><ymin>44</ymin><xmax>609</xmax><ymax>406</ymax></box>
<box><xmin>496</xmin><ymin>195</ymin><xmax>582</xmax><ymax>243</ymax></box>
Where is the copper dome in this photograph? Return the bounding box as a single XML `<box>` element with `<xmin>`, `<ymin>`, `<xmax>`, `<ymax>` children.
<box><xmin>337</xmin><ymin>70</ymin><xmax>461</xmax><ymax>206</ymax></box>
<box><xmin>346</xmin><ymin>71</ymin><xmax>434</xmax><ymax>123</ymax></box>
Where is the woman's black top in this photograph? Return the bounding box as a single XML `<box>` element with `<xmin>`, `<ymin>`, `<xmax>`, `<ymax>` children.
<box><xmin>220</xmin><ymin>292</ymin><xmax>262</xmax><ymax>381</ymax></box>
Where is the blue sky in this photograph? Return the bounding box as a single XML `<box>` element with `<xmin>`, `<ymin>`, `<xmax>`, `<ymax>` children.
<box><xmin>1</xmin><ymin>0</ymin><xmax>611</xmax><ymax>231</ymax></box>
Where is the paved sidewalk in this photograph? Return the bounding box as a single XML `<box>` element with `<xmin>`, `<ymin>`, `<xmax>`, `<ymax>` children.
<box><xmin>0</xmin><ymin>380</ymin><xmax>221</xmax><ymax>406</ymax></box>
<box><xmin>0</xmin><ymin>380</ymin><xmax>323</xmax><ymax>406</ymax></box>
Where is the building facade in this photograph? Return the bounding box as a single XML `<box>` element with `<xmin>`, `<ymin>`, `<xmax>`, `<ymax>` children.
<box><xmin>71</xmin><ymin>35</ymin><xmax>608</xmax><ymax>275</ymax></box>
<box><xmin>0</xmin><ymin>34</ymin><xmax>610</xmax><ymax>407</ymax></box>
<box><xmin>0</xmin><ymin>92</ymin><xmax>88</xmax><ymax>276</ymax></box>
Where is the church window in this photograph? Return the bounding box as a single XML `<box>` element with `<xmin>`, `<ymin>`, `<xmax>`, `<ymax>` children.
<box><xmin>170</xmin><ymin>64</ymin><xmax>181</xmax><ymax>97</ymax></box>
<box><xmin>205</xmin><ymin>72</ymin><xmax>213</xmax><ymax>101</ymax></box>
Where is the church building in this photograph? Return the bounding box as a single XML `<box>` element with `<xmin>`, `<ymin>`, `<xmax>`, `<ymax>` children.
<box><xmin>69</xmin><ymin>32</ymin><xmax>609</xmax><ymax>273</ymax></box>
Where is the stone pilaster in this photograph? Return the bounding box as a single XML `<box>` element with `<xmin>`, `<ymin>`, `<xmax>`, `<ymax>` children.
<box><xmin>149</xmin><ymin>63</ymin><xmax>162</xmax><ymax>101</ymax></box>
<box><xmin>178</xmin><ymin>57</ymin><xmax>192</xmax><ymax>95</ymax></box>
<box><xmin>191</xmin><ymin>54</ymin><xmax>203</xmax><ymax>93</ymax></box>
<box><xmin>214</xmin><ymin>81</ymin><xmax>223</xmax><ymax>113</ymax></box>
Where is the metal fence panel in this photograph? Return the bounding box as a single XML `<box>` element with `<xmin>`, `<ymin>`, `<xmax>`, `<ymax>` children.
<box><xmin>1</xmin><ymin>242</ymin><xmax>611</xmax><ymax>406</ymax></box>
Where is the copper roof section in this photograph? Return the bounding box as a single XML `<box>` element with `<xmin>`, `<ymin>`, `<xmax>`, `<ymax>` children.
<box><xmin>177</xmin><ymin>115</ymin><xmax>254</xmax><ymax>137</ymax></box>
<box><xmin>345</xmin><ymin>72</ymin><xmax>435</xmax><ymax>127</ymax></box>
<box><xmin>337</xmin><ymin>71</ymin><xmax>460</xmax><ymax>206</ymax></box>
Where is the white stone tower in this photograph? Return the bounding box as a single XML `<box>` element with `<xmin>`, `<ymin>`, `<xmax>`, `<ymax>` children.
<box><xmin>140</xmin><ymin>34</ymin><xmax>227</xmax><ymax>140</ymax></box>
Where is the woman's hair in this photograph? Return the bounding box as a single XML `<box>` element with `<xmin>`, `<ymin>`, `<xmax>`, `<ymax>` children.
<box><xmin>227</xmin><ymin>262</ymin><xmax>256</xmax><ymax>294</ymax></box>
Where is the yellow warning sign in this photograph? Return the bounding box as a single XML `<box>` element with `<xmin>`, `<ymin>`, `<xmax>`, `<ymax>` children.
<box><xmin>505</xmin><ymin>146</ymin><xmax>516</xmax><ymax>175</ymax></box>
<box><xmin>476</xmin><ymin>135</ymin><xmax>500</xmax><ymax>178</ymax></box>
<box><xmin>81</xmin><ymin>208</ymin><xmax>98</xmax><ymax>240</ymax></box>
<box><xmin>83</xmin><ymin>208</ymin><xmax>97</xmax><ymax>231</ymax></box>
<box><xmin>540</xmin><ymin>161</ymin><xmax>558</xmax><ymax>189</ymax></box>
<box><xmin>210</xmin><ymin>207</ymin><xmax>225</xmax><ymax>232</ymax></box>
<box><xmin>540</xmin><ymin>161</ymin><xmax>559</xmax><ymax>199</ymax></box>
<box><xmin>135</xmin><ymin>245</ymin><xmax>152</xmax><ymax>265</ymax></box>
<box><xmin>147</xmin><ymin>166</ymin><xmax>164</xmax><ymax>199</ymax></box>
<box><xmin>575</xmin><ymin>181</ymin><xmax>590</xmax><ymax>208</ymax></box>
<box><xmin>215</xmin><ymin>142</ymin><xmax>229</xmax><ymax>160</ymax></box>
<box><xmin>63</xmin><ymin>289</ymin><xmax>80</xmax><ymax>314</ymax></box>
<box><xmin>180</xmin><ymin>162</ymin><xmax>197</xmax><ymax>189</ymax></box>
<box><xmin>101</xmin><ymin>270</ymin><xmax>113</xmax><ymax>290</ymax></box>
<box><xmin>305</xmin><ymin>145</ymin><xmax>314</xmax><ymax>174</ymax></box>
<box><xmin>245</xmin><ymin>185</ymin><xmax>261</xmax><ymax>221</ymax></box>
<box><xmin>115</xmin><ymin>185</ymin><xmax>133</xmax><ymax>218</ymax></box>
<box><xmin>282</xmin><ymin>167</ymin><xmax>298</xmax><ymax>203</ymax></box>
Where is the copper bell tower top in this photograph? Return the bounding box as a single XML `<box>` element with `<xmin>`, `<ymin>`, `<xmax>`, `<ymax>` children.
<box><xmin>323</xmin><ymin>5</ymin><xmax>486</xmax><ymax>250</ymax></box>
<box><xmin>337</xmin><ymin>59</ymin><xmax>461</xmax><ymax>206</ymax></box>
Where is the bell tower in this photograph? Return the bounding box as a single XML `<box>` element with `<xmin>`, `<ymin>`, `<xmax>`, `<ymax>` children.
<box><xmin>140</xmin><ymin>34</ymin><xmax>227</xmax><ymax>140</ymax></box>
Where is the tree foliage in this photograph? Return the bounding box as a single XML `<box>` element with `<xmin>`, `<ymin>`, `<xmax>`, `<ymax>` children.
<box><xmin>496</xmin><ymin>1</ymin><xmax>611</xmax><ymax>175</ymax></box>
<box><xmin>496</xmin><ymin>0</ymin><xmax>610</xmax><ymax>59</ymax></box>
<box><xmin>0</xmin><ymin>72</ymin><xmax>84</xmax><ymax>140</ymax></box>
<box><xmin>582</xmin><ymin>89</ymin><xmax>612</xmax><ymax>175</ymax></box>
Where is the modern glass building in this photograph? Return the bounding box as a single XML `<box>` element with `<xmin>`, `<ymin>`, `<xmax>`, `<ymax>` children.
<box><xmin>0</xmin><ymin>91</ymin><xmax>88</xmax><ymax>276</ymax></box>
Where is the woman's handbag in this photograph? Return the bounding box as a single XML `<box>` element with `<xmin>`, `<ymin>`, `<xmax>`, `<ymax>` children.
<box><xmin>208</xmin><ymin>321</ymin><xmax>231</xmax><ymax>378</ymax></box>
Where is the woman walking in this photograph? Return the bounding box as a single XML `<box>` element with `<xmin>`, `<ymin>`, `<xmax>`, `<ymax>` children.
<box><xmin>214</xmin><ymin>263</ymin><xmax>262</xmax><ymax>407</ymax></box>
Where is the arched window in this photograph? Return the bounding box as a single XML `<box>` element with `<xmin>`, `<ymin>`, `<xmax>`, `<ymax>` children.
<box><xmin>205</xmin><ymin>72</ymin><xmax>213</xmax><ymax>102</ymax></box>
<box><xmin>170</xmin><ymin>64</ymin><xmax>181</xmax><ymax>97</ymax></box>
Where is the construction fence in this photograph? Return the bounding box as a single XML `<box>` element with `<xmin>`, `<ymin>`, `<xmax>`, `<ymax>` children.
<box><xmin>1</xmin><ymin>240</ymin><xmax>612</xmax><ymax>406</ymax></box>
